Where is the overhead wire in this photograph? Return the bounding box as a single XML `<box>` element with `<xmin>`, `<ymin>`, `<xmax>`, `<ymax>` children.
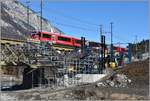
<box><xmin>49</xmin><ymin>18</ymin><xmax>130</xmax><ymax>43</ymax></box>
<box><xmin>46</xmin><ymin>8</ymin><xmax>99</xmax><ymax>27</ymax></box>
<box><xmin>46</xmin><ymin>8</ymin><xmax>137</xmax><ymax>45</ymax></box>
<box><xmin>49</xmin><ymin>19</ymin><xmax>99</xmax><ymax>32</ymax></box>
<box><xmin>22</xmin><ymin>0</ymin><xmax>131</xmax><ymax>44</ymax></box>
<box><xmin>103</xmin><ymin>31</ymin><xmax>130</xmax><ymax>44</ymax></box>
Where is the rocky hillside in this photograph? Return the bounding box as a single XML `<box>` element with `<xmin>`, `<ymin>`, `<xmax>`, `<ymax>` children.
<box><xmin>1</xmin><ymin>0</ymin><xmax>64</xmax><ymax>41</ymax></box>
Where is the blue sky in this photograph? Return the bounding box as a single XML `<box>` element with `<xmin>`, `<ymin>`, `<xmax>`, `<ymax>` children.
<box><xmin>20</xmin><ymin>0</ymin><xmax>149</xmax><ymax>46</ymax></box>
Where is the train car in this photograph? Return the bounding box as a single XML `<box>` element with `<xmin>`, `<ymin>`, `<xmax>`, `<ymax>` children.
<box><xmin>72</xmin><ymin>38</ymin><xmax>81</xmax><ymax>47</ymax></box>
<box><xmin>31</xmin><ymin>31</ymin><xmax>81</xmax><ymax>48</ymax></box>
<box><xmin>31</xmin><ymin>31</ymin><xmax>128</xmax><ymax>53</ymax></box>
<box><xmin>89</xmin><ymin>41</ymin><xmax>102</xmax><ymax>49</ymax></box>
<box><xmin>56</xmin><ymin>34</ymin><xmax>73</xmax><ymax>46</ymax></box>
<box><xmin>31</xmin><ymin>31</ymin><xmax>110</xmax><ymax>49</ymax></box>
<box><xmin>31</xmin><ymin>31</ymin><xmax>52</xmax><ymax>42</ymax></box>
<box><xmin>113</xmin><ymin>46</ymin><xmax>128</xmax><ymax>53</ymax></box>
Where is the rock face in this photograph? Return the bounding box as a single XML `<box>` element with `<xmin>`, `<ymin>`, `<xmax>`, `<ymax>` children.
<box><xmin>1</xmin><ymin>0</ymin><xmax>64</xmax><ymax>41</ymax></box>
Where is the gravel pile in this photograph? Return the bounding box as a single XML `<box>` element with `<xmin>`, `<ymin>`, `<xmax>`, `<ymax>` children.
<box><xmin>97</xmin><ymin>74</ymin><xmax>131</xmax><ymax>88</ymax></box>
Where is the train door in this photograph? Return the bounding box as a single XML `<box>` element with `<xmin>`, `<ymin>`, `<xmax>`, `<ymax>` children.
<box><xmin>52</xmin><ymin>35</ymin><xmax>56</xmax><ymax>44</ymax></box>
<box><xmin>72</xmin><ymin>38</ymin><xmax>75</xmax><ymax>46</ymax></box>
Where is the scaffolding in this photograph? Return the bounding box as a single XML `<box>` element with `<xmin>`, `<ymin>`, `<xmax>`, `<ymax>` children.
<box><xmin>1</xmin><ymin>40</ymin><xmax>106</xmax><ymax>90</ymax></box>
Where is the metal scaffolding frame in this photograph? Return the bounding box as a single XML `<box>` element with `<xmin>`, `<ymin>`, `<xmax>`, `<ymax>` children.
<box><xmin>1</xmin><ymin>41</ymin><xmax>105</xmax><ymax>89</ymax></box>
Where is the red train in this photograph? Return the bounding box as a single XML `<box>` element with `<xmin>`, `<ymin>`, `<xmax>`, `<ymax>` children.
<box><xmin>31</xmin><ymin>31</ymin><xmax>128</xmax><ymax>52</ymax></box>
<box><xmin>31</xmin><ymin>31</ymin><xmax>81</xmax><ymax>47</ymax></box>
<box><xmin>114</xmin><ymin>46</ymin><xmax>128</xmax><ymax>53</ymax></box>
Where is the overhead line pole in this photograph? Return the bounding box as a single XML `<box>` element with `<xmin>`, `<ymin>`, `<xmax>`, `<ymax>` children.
<box><xmin>99</xmin><ymin>24</ymin><xmax>103</xmax><ymax>73</ymax></box>
<box><xmin>27</xmin><ymin>0</ymin><xmax>32</xmax><ymax>87</ymax></box>
<box><xmin>110</xmin><ymin>22</ymin><xmax>113</xmax><ymax>47</ymax></box>
<box><xmin>40</xmin><ymin>0</ymin><xmax>43</xmax><ymax>33</ymax></box>
<box><xmin>100</xmin><ymin>25</ymin><xmax>103</xmax><ymax>37</ymax></box>
<box><xmin>26</xmin><ymin>0</ymin><xmax>31</xmax><ymax>39</ymax></box>
<box><xmin>110</xmin><ymin>22</ymin><xmax>113</xmax><ymax>61</ymax></box>
<box><xmin>40</xmin><ymin>0</ymin><xmax>43</xmax><ymax>88</ymax></box>
<box><xmin>27</xmin><ymin>1</ymin><xmax>30</xmax><ymax>30</ymax></box>
<box><xmin>100</xmin><ymin>25</ymin><xmax>103</xmax><ymax>56</ymax></box>
<box><xmin>135</xmin><ymin>35</ymin><xmax>138</xmax><ymax>59</ymax></box>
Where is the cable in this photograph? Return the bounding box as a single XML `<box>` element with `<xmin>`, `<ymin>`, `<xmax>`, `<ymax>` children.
<box><xmin>103</xmin><ymin>31</ymin><xmax>130</xmax><ymax>43</ymax></box>
<box><xmin>113</xmin><ymin>34</ymin><xmax>128</xmax><ymax>41</ymax></box>
<box><xmin>47</xmin><ymin>8</ymin><xmax>99</xmax><ymax>27</ymax></box>
<box><xmin>47</xmin><ymin>15</ymin><xmax>99</xmax><ymax>30</ymax></box>
<box><xmin>49</xmin><ymin>19</ymin><xmax>99</xmax><ymax>32</ymax></box>
<box><xmin>113</xmin><ymin>42</ymin><xmax>129</xmax><ymax>45</ymax></box>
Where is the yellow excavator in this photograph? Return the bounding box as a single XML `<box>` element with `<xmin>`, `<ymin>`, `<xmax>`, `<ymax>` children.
<box><xmin>105</xmin><ymin>55</ymin><xmax>118</xmax><ymax>70</ymax></box>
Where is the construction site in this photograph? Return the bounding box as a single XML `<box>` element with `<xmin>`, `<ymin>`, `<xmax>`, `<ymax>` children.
<box><xmin>0</xmin><ymin>0</ymin><xmax>149</xmax><ymax>100</ymax></box>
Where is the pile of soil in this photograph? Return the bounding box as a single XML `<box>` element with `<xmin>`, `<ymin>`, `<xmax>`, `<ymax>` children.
<box><xmin>118</xmin><ymin>59</ymin><xmax>149</xmax><ymax>87</ymax></box>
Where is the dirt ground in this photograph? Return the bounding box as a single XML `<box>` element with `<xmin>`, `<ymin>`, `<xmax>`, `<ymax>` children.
<box><xmin>118</xmin><ymin>59</ymin><xmax>149</xmax><ymax>88</ymax></box>
<box><xmin>1</xmin><ymin>84</ymin><xmax>149</xmax><ymax>100</ymax></box>
<box><xmin>1</xmin><ymin>59</ymin><xmax>149</xmax><ymax>100</ymax></box>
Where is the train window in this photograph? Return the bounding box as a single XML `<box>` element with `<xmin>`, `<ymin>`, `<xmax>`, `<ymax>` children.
<box><xmin>43</xmin><ymin>34</ymin><xmax>51</xmax><ymax>38</ymax></box>
<box><xmin>75</xmin><ymin>40</ymin><xmax>81</xmax><ymax>44</ymax></box>
<box><xmin>58</xmin><ymin>36</ymin><xmax>71</xmax><ymax>42</ymax></box>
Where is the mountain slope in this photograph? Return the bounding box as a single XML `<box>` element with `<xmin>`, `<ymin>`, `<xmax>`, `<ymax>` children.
<box><xmin>1</xmin><ymin>0</ymin><xmax>64</xmax><ymax>41</ymax></box>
